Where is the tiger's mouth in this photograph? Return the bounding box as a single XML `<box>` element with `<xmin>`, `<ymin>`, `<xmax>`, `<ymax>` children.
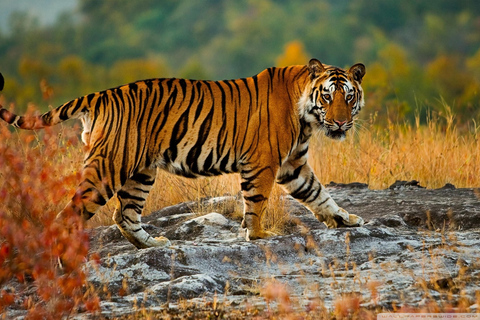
<box><xmin>325</xmin><ymin>128</ymin><xmax>347</xmax><ymax>140</ymax></box>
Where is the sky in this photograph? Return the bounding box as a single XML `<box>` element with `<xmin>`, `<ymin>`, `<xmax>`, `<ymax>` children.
<box><xmin>0</xmin><ymin>0</ymin><xmax>77</xmax><ymax>32</ymax></box>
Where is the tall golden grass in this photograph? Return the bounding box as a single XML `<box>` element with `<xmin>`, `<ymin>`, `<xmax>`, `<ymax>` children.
<box><xmin>311</xmin><ymin>108</ymin><xmax>480</xmax><ymax>190</ymax></box>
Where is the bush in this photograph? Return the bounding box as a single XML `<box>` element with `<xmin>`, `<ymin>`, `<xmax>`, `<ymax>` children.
<box><xmin>0</xmin><ymin>123</ymin><xmax>100</xmax><ymax>318</ymax></box>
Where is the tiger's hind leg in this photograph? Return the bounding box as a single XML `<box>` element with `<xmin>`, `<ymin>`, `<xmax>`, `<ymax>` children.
<box><xmin>58</xmin><ymin>157</ymin><xmax>117</xmax><ymax>222</ymax></box>
<box><xmin>58</xmin><ymin>157</ymin><xmax>169</xmax><ymax>248</ymax></box>
<box><xmin>113</xmin><ymin>168</ymin><xmax>171</xmax><ymax>249</ymax></box>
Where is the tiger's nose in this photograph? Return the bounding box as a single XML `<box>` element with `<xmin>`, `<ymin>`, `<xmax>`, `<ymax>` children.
<box><xmin>334</xmin><ymin>120</ymin><xmax>347</xmax><ymax>127</ymax></box>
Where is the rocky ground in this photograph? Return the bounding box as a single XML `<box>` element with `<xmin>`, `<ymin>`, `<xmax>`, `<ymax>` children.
<box><xmin>82</xmin><ymin>181</ymin><xmax>480</xmax><ymax>318</ymax></box>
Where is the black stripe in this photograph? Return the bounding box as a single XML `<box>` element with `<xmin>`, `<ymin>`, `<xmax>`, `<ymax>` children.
<box><xmin>169</xmin><ymin>107</ymin><xmax>190</xmax><ymax>161</ymax></box>
<box><xmin>277</xmin><ymin>164</ymin><xmax>304</xmax><ymax>185</ymax></box>
<box><xmin>203</xmin><ymin>150</ymin><xmax>214</xmax><ymax>172</ymax></box>
<box><xmin>125</xmin><ymin>203</ymin><xmax>143</xmax><ymax>212</ymax></box>
<box><xmin>92</xmin><ymin>195</ymin><xmax>107</xmax><ymax>206</ymax></box>
<box><xmin>301</xmin><ymin>181</ymin><xmax>318</xmax><ymax>202</ymax></box>
<box><xmin>216</xmin><ymin>81</ymin><xmax>230</xmax><ymax>159</ymax></box>
<box><xmin>295</xmin><ymin>147</ymin><xmax>309</xmax><ymax>159</ymax></box>
<box><xmin>160</xmin><ymin>86</ymin><xmax>177</xmax><ymax>129</ymax></box>
<box><xmin>304</xmin><ymin>186</ymin><xmax>321</xmax><ymax>203</ymax></box>
<box><xmin>118</xmin><ymin>93</ymin><xmax>133</xmax><ymax>187</ymax></box>
<box><xmin>88</xmin><ymin>93</ymin><xmax>105</xmax><ymax>138</ymax></box>
<box><xmin>122</xmin><ymin>214</ymin><xmax>140</xmax><ymax>225</ymax></box>
<box><xmin>281</xmin><ymin>67</ymin><xmax>287</xmax><ymax>79</ymax></box>
<box><xmin>231</xmin><ymin>80</ymin><xmax>240</xmax><ymax>152</ymax></box>
<box><xmin>134</xmin><ymin>87</ymin><xmax>149</xmax><ymax>169</ymax></box>
<box><xmin>244</xmin><ymin>195</ymin><xmax>266</xmax><ymax>203</ymax></box>
<box><xmin>290</xmin><ymin>173</ymin><xmax>315</xmax><ymax>200</ymax></box>
<box><xmin>70</xmin><ymin>96</ymin><xmax>87</xmax><ymax>116</ymax></box>
<box><xmin>267</xmin><ymin>67</ymin><xmax>276</xmax><ymax>85</ymax></box>
<box><xmin>252</xmin><ymin>75</ymin><xmax>259</xmax><ymax>106</ymax></box>
<box><xmin>240</xmin><ymin>166</ymin><xmax>269</xmax><ymax>181</ymax></box>
<box><xmin>236</xmin><ymin>78</ymin><xmax>252</xmax><ymax>156</ymax></box>
<box><xmin>132</xmin><ymin>172</ymin><xmax>155</xmax><ymax>185</ymax></box>
<box><xmin>86</xmin><ymin>93</ymin><xmax>95</xmax><ymax>104</ymax></box>
<box><xmin>178</xmin><ymin>78</ymin><xmax>187</xmax><ymax>98</ymax></box>
<box><xmin>193</xmin><ymin>82</ymin><xmax>204</xmax><ymax>123</ymax></box>
<box><xmin>165</xmin><ymin>78</ymin><xmax>176</xmax><ymax>91</ymax></box>
<box><xmin>151</xmin><ymin>81</ymin><xmax>167</xmax><ymax>146</ymax></box>
<box><xmin>104</xmin><ymin>182</ymin><xmax>114</xmax><ymax>200</ymax></box>
<box><xmin>219</xmin><ymin>150</ymin><xmax>231</xmax><ymax>172</ymax></box>
<box><xmin>129</xmin><ymin>82</ymin><xmax>138</xmax><ymax>93</ymax></box>
<box><xmin>241</xmin><ymin>180</ymin><xmax>255</xmax><ymax>191</ymax></box>
<box><xmin>186</xmin><ymin>105</ymin><xmax>214</xmax><ymax>171</ymax></box>
<box><xmin>59</xmin><ymin>99</ymin><xmax>74</xmax><ymax>121</ymax></box>
<box><xmin>317</xmin><ymin>197</ymin><xmax>329</xmax><ymax>207</ymax></box>
<box><xmin>276</xmin><ymin>135</ymin><xmax>282</xmax><ymax>167</ymax></box>
<box><xmin>117</xmin><ymin>190</ymin><xmax>145</xmax><ymax>202</ymax></box>
<box><xmin>231</xmin><ymin>161</ymin><xmax>238</xmax><ymax>173</ymax></box>
<box><xmin>81</xmin><ymin>188</ymin><xmax>107</xmax><ymax>206</ymax></box>
<box><xmin>81</xmin><ymin>177</ymin><xmax>100</xmax><ymax>189</ymax></box>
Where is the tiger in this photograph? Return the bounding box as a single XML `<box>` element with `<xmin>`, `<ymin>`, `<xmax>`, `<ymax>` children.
<box><xmin>0</xmin><ymin>58</ymin><xmax>366</xmax><ymax>249</ymax></box>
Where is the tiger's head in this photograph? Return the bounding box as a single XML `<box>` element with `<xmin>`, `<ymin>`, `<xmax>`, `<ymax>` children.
<box><xmin>300</xmin><ymin>58</ymin><xmax>366</xmax><ymax>141</ymax></box>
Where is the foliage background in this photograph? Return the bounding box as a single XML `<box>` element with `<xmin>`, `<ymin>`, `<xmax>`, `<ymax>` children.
<box><xmin>1</xmin><ymin>0</ymin><xmax>480</xmax><ymax>127</ymax></box>
<box><xmin>1</xmin><ymin>2</ymin><xmax>480</xmax><ymax>317</ymax></box>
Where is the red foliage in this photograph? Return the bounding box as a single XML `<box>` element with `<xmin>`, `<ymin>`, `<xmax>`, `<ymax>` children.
<box><xmin>0</xmin><ymin>121</ymin><xmax>100</xmax><ymax>318</ymax></box>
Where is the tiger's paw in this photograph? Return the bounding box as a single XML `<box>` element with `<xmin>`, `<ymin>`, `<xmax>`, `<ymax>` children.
<box><xmin>343</xmin><ymin>213</ymin><xmax>365</xmax><ymax>227</ymax></box>
<box><xmin>245</xmin><ymin>229</ymin><xmax>278</xmax><ymax>241</ymax></box>
<box><xmin>138</xmin><ymin>236</ymin><xmax>171</xmax><ymax>248</ymax></box>
<box><xmin>323</xmin><ymin>208</ymin><xmax>364</xmax><ymax>228</ymax></box>
<box><xmin>151</xmin><ymin>236</ymin><xmax>172</xmax><ymax>247</ymax></box>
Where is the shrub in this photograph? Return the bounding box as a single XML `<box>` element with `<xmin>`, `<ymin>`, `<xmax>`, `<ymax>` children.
<box><xmin>0</xmin><ymin>123</ymin><xmax>100</xmax><ymax>318</ymax></box>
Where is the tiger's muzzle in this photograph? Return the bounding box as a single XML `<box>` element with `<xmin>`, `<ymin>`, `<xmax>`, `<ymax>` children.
<box><xmin>324</xmin><ymin>119</ymin><xmax>351</xmax><ymax>140</ymax></box>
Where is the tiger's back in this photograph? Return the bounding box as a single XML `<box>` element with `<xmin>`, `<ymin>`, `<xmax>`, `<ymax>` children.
<box><xmin>86</xmin><ymin>70</ymin><xmax>304</xmax><ymax>178</ymax></box>
<box><xmin>0</xmin><ymin>59</ymin><xmax>366</xmax><ymax>249</ymax></box>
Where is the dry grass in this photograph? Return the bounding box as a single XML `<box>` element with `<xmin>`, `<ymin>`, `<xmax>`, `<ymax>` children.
<box><xmin>311</xmin><ymin>108</ymin><xmax>480</xmax><ymax>190</ymax></box>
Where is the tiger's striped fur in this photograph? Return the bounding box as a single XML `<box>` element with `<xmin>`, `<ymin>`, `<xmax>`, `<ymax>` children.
<box><xmin>0</xmin><ymin>59</ymin><xmax>366</xmax><ymax>249</ymax></box>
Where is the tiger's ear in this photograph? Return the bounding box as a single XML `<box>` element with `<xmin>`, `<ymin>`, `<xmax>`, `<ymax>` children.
<box><xmin>308</xmin><ymin>59</ymin><xmax>325</xmax><ymax>80</ymax></box>
<box><xmin>348</xmin><ymin>63</ymin><xmax>366</xmax><ymax>83</ymax></box>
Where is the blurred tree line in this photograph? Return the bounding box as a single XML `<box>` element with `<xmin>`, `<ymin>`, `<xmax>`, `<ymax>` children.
<box><xmin>1</xmin><ymin>0</ymin><xmax>480</xmax><ymax>127</ymax></box>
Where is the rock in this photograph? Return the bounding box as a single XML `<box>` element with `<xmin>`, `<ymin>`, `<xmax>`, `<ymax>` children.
<box><xmin>366</xmin><ymin>214</ymin><xmax>408</xmax><ymax>228</ymax></box>
<box><xmin>85</xmin><ymin>184</ymin><xmax>480</xmax><ymax>316</ymax></box>
<box><xmin>5</xmin><ymin>183</ymin><xmax>480</xmax><ymax>318</ymax></box>
<box><xmin>388</xmin><ymin>180</ymin><xmax>425</xmax><ymax>190</ymax></box>
<box><xmin>144</xmin><ymin>195</ymin><xmax>242</xmax><ymax>222</ymax></box>
<box><xmin>326</xmin><ymin>181</ymin><xmax>369</xmax><ymax>189</ymax></box>
<box><xmin>437</xmin><ymin>183</ymin><xmax>456</xmax><ymax>190</ymax></box>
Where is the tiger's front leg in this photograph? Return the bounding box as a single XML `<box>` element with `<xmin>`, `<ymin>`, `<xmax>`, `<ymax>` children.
<box><xmin>240</xmin><ymin>165</ymin><xmax>278</xmax><ymax>240</ymax></box>
<box><xmin>277</xmin><ymin>159</ymin><xmax>364</xmax><ymax>228</ymax></box>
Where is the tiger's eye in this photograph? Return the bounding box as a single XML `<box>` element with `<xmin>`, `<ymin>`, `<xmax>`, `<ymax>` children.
<box><xmin>322</xmin><ymin>94</ymin><xmax>331</xmax><ymax>101</ymax></box>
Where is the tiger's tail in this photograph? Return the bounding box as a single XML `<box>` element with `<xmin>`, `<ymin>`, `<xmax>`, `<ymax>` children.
<box><xmin>0</xmin><ymin>73</ymin><xmax>89</xmax><ymax>130</ymax></box>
